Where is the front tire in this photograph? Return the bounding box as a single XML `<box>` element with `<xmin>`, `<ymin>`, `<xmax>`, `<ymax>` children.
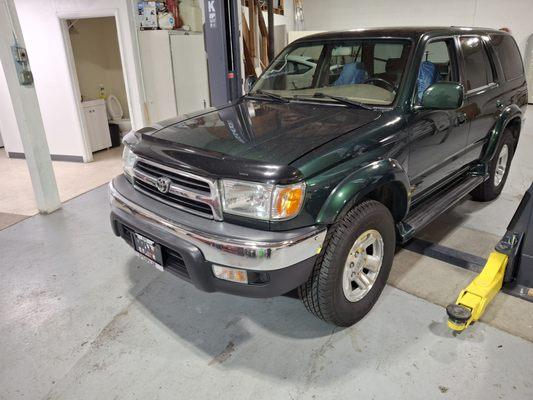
<box><xmin>471</xmin><ymin>129</ymin><xmax>514</xmax><ymax>202</ymax></box>
<box><xmin>299</xmin><ymin>200</ymin><xmax>395</xmax><ymax>327</ymax></box>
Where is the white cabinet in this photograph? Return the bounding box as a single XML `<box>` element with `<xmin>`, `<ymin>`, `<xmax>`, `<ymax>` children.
<box><xmin>138</xmin><ymin>30</ymin><xmax>178</xmax><ymax>124</ymax></box>
<box><xmin>170</xmin><ymin>34</ymin><xmax>210</xmax><ymax>115</ymax></box>
<box><xmin>81</xmin><ymin>99</ymin><xmax>111</xmax><ymax>152</ymax></box>
<box><xmin>139</xmin><ymin>31</ymin><xmax>211</xmax><ymax>124</ymax></box>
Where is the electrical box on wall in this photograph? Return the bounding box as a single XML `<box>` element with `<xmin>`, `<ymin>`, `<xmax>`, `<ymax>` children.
<box><xmin>11</xmin><ymin>46</ymin><xmax>33</xmax><ymax>86</ymax></box>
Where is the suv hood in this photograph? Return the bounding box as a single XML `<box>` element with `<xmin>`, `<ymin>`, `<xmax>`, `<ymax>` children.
<box><xmin>134</xmin><ymin>98</ymin><xmax>381</xmax><ymax>183</ymax></box>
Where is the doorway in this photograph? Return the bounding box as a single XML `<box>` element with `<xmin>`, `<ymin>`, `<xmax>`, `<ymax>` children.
<box><xmin>63</xmin><ymin>16</ymin><xmax>131</xmax><ymax>159</ymax></box>
<box><xmin>0</xmin><ymin>129</ymin><xmax>4</xmax><ymax>154</ymax></box>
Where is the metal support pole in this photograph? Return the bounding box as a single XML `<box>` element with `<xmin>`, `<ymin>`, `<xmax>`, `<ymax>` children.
<box><xmin>203</xmin><ymin>0</ymin><xmax>243</xmax><ymax>105</ymax></box>
<box><xmin>0</xmin><ymin>0</ymin><xmax>60</xmax><ymax>214</ymax></box>
<box><xmin>267</xmin><ymin>0</ymin><xmax>274</xmax><ymax>62</ymax></box>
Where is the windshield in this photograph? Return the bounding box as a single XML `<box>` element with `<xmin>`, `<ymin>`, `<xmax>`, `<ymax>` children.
<box><xmin>251</xmin><ymin>39</ymin><xmax>412</xmax><ymax>106</ymax></box>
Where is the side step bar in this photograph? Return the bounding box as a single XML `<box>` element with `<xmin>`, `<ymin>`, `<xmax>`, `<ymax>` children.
<box><xmin>398</xmin><ymin>175</ymin><xmax>486</xmax><ymax>242</ymax></box>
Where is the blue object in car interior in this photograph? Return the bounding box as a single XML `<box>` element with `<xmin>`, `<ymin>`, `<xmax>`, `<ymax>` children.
<box><xmin>417</xmin><ymin>61</ymin><xmax>440</xmax><ymax>100</ymax></box>
<box><xmin>334</xmin><ymin>62</ymin><xmax>368</xmax><ymax>86</ymax></box>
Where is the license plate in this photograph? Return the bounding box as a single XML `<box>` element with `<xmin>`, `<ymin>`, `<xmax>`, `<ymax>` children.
<box><xmin>133</xmin><ymin>232</ymin><xmax>164</xmax><ymax>271</ymax></box>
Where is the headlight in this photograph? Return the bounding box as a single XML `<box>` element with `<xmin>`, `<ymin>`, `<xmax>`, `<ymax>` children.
<box><xmin>221</xmin><ymin>179</ymin><xmax>305</xmax><ymax>220</ymax></box>
<box><xmin>122</xmin><ymin>145</ymin><xmax>138</xmax><ymax>179</ymax></box>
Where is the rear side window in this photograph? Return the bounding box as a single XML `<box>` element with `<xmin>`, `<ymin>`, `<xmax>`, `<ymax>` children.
<box><xmin>460</xmin><ymin>36</ymin><xmax>494</xmax><ymax>91</ymax></box>
<box><xmin>490</xmin><ymin>34</ymin><xmax>524</xmax><ymax>81</ymax></box>
<box><xmin>373</xmin><ymin>43</ymin><xmax>404</xmax><ymax>74</ymax></box>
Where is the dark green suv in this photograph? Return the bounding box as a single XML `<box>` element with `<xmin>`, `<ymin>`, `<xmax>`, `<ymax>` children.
<box><xmin>110</xmin><ymin>27</ymin><xmax>527</xmax><ymax>326</ymax></box>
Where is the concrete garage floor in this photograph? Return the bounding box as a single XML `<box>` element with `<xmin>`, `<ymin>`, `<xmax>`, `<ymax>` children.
<box><xmin>1</xmin><ymin>187</ymin><xmax>533</xmax><ymax>400</ymax></box>
<box><xmin>1</xmin><ymin>110</ymin><xmax>533</xmax><ymax>399</ymax></box>
<box><xmin>0</xmin><ymin>146</ymin><xmax>123</xmax><ymax>223</ymax></box>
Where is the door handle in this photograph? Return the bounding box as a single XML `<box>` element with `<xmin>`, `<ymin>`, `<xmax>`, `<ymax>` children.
<box><xmin>496</xmin><ymin>99</ymin><xmax>504</xmax><ymax>109</ymax></box>
<box><xmin>457</xmin><ymin>112</ymin><xmax>467</xmax><ymax>125</ymax></box>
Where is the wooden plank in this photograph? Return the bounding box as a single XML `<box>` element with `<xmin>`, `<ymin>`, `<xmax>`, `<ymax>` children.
<box><xmin>242</xmin><ymin>34</ymin><xmax>257</xmax><ymax>77</ymax></box>
<box><xmin>267</xmin><ymin>0</ymin><xmax>274</xmax><ymax>61</ymax></box>
<box><xmin>241</xmin><ymin>11</ymin><xmax>255</xmax><ymax>76</ymax></box>
<box><xmin>242</xmin><ymin>12</ymin><xmax>250</xmax><ymax>45</ymax></box>
<box><xmin>261</xmin><ymin>36</ymin><xmax>269</xmax><ymax>67</ymax></box>
<box><xmin>248</xmin><ymin>0</ymin><xmax>256</xmax><ymax>59</ymax></box>
<box><xmin>255</xmin><ymin>0</ymin><xmax>268</xmax><ymax>36</ymax></box>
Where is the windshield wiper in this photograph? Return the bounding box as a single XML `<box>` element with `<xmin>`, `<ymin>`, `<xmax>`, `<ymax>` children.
<box><xmin>247</xmin><ymin>89</ymin><xmax>289</xmax><ymax>103</ymax></box>
<box><xmin>298</xmin><ymin>92</ymin><xmax>374</xmax><ymax>110</ymax></box>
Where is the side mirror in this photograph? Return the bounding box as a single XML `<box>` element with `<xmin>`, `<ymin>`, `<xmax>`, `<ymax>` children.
<box><xmin>245</xmin><ymin>75</ymin><xmax>257</xmax><ymax>93</ymax></box>
<box><xmin>420</xmin><ymin>82</ymin><xmax>464</xmax><ymax>110</ymax></box>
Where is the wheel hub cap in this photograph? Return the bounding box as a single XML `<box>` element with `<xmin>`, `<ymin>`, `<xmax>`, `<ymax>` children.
<box><xmin>342</xmin><ymin>229</ymin><xmax>384</xmax><ymax>302</ymax></box>
<box><xmin>494</xmin><ymin>144</ymin><xmax>509</xmax><ymax>187</ymax></box>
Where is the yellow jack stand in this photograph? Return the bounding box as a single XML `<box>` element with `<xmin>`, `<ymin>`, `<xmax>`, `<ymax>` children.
<box><xmin>446</xmin><ymin>251</ymin><xmax>509</xmax><ymax>331</ymax></box>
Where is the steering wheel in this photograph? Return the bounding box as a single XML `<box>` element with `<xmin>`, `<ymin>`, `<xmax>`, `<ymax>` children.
<box><xmin>363</xmin><ymin>78</ymin><xmax>397</xmax><ymax>93</ymax></box>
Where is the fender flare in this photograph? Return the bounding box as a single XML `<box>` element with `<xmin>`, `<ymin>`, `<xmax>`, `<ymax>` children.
<box><xmin>482</xmin><ymin>104</ymin><xmax>522</xmax><ymax>163</ymax></box>
<box><xmin>316</xmin><ymin>158</ymin><xmax>410</xmax><ymax>225</ymax></box>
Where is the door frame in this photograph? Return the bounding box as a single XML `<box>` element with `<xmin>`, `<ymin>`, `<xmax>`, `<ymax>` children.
<box><xmin>59</xmin><ymin>9</ymin><xmax>138</xmax><ymax>162</ymax></box>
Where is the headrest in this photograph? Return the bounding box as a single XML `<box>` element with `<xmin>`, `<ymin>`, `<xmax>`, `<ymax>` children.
<box><xmin>332</xmin><ymin>46</ymin><xmax>353</xmax><ymax>57</ymax></box>
<box><xmin>385</xmin><ymin>58</ymin><xmax>403</xmax><ymax>73</ymax></box>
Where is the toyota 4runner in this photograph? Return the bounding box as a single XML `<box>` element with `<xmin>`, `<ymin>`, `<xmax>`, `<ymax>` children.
<box><xmin>110</xmin><ymin>27</ymin><xmax>527</xmax><ymax>326</ymax></box>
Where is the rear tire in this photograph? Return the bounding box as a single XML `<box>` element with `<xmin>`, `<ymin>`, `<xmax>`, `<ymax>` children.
<box><xmin>471</xmin><ymin>129</ymin><xmax>514</xmax><ymax>202</ymax></box>
<box><xmin>299</xmin><ymin>200</ymin><xmax>395</xmax><ymax>327</ymax></box>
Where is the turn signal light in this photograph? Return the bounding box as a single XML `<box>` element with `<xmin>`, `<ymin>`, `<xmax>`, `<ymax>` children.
<box><xmin>272</xmin><ymin>184</ymin><xmax>305</xmax><ymax>220</ymax></box>
<box><xmin>212</xmin><ymin>265</ymin><xmax>248</xmax><ymax>284</ymax></box>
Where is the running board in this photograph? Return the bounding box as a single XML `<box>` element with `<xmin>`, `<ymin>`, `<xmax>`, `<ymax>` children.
<box><xmin>398</xmin><ymin>175</ymin><xmax>486</xmax><ymax>242</ymax></box>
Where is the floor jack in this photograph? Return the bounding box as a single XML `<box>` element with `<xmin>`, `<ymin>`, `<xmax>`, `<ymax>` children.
<box><xmin>446</xmin><ymin>184</ymin><xmax>533</xmax><ymax>332</ymax></box>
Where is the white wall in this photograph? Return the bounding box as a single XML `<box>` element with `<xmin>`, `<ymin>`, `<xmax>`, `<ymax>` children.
<box><xmin>0</xmin><ymin>0</ymin><xmax>145</xmax><ymax>160</ymax></box>
<box><xmin>303</xmin><ymin>0</ymin><xmax>531</xmax><ymax>57</ymax></box>
<box><xmin>70</xmin><ymin>17</ymin><xmax>129</xmax><ymax>118</ymax></box>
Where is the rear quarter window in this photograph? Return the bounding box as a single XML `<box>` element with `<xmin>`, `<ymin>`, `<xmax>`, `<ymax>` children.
<box><xmin>459</xmin><ymin>36</ymin><xmax>495</xmax><ymax>91</ymax></box>
<box><xmin>489</xmin><ymin>34</ymin><xmax>524</xmax><ymax>81</ymax></box>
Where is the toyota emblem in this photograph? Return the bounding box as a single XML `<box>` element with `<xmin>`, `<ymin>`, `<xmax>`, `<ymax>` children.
<box><xmin>156</xmin><ymin>177</ymin><xmax>171</xmax><ymax>193</ymax></box>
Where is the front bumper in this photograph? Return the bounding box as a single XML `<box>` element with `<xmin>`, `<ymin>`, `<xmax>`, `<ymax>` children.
<box><xmin>109</xmin><ymin>175</ymin><xmax>327</xmax><ymax>297</ymax></box>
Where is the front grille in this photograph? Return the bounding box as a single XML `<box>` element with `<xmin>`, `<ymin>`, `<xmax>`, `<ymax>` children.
<box><xmin>136</xmin><ymin>161</ymin><xmax>210</xmax><ymax>193</ymax></box>
<box><xmin>132</xmin><ymin>158</ymin><xmax>221</xmax><ymax>220</ymax></box>
<box><xmin>135</xmin><ymin>178</ymin><xmax>213</xmax><ymax>216</ymax></box>
<box><xmin>120</xmin><ymin>224</ymin><xmax>135</xmax><ymax>247</ymax></box>
<box><xmin>163</xmin><ymin>248</ymin><xmax>190</xmax><ymax>279</ymax></box>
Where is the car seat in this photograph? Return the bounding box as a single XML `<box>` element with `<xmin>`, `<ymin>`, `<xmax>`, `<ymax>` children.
<box><xmin>417</xmin><ymin>61</ymin><xmax>440</xmax><ymax>100</ymax></box>
<box><xmin>334</xmin><ymin>62</ymin><xmax>368</xmax><ymax>86</ymax></box>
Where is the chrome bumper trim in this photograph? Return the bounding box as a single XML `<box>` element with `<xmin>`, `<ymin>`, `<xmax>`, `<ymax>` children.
<box><xmin>109</xmin><ymin>181</ymin><xmax>327</xmax><ymax>271</ymax></box>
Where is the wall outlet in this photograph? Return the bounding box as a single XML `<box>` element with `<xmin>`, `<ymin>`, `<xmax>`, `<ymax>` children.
<box><xmin>15</xmin><ymin>47</ymin><xmax>28</xmax><ymax>63</ymax></box>
<box><xmin>18</xmin><ymin>70</ymin><xmax>34</xmax><ymax>86</ymax></box>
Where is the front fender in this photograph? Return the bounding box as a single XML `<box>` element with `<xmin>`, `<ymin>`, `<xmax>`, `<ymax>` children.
<box><xmin>482</xmin><ymin>104</ymin><xmax>522</xmax><ymax>163</ymax></box>
<box><xmin>316</xmin><ymin>158</ymin><xmax>410</xmax><ymax>225</ymax></box>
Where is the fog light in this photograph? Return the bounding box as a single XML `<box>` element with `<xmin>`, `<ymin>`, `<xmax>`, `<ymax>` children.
<box><xmin>212</xmin><ymin>265</ymin><xmax>248</xmax><ymax>284</ymax></box>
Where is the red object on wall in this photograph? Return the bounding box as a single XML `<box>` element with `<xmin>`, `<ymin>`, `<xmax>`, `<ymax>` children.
<box><xmin>166</xmin><ymin>0</ymin><xmax>182</xmax><ymax>29</ymax></box>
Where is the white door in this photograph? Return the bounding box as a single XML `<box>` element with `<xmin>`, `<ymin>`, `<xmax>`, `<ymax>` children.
<box><xmin>170</xmin><ymin>34</ymin><xmax>211</xmax><ymax>115</ymax></box>
<box><xmin>82</xmin><ymin>101</ymin><xmax>111</xmax><ymax>152</ymax></box>
<box><xmin>83</xmin><ymin>107</ymin><xmax>99</xmax><ymax>152</ymax></box>
<box><xmin>139</xmin><ymin>31</ymin><xmax>178</xmax><ymax>123</ymax></box>
<box><xmin>92</xmin><ymin>104</ymin><xmax>112</xmax><ymax>151</ymax></box>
